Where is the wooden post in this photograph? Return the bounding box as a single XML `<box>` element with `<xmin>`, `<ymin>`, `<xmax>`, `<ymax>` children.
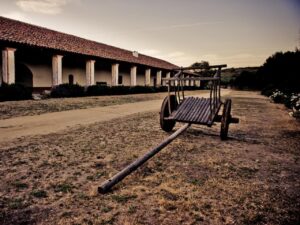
<box><xmin>98</xmin><ymin>123</ymin><xmax>190</xmax><ymax>194</ymax></box>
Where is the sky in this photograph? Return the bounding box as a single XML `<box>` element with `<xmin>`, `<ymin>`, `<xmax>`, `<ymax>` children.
<box><xmin>0</xmin><ymin>0</ymin><xmax>299</xmax><ymax>67</ymax></box>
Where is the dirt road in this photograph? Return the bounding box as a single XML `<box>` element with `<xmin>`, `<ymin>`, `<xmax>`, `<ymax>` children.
<box><xmin>0</xmin><ymin>90</ymin><xmax>229</xmax><ymax>142</ymax></box>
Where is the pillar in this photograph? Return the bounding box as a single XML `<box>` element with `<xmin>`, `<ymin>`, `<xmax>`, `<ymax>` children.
<box><xmin>86</xmin><ymin>60</ymin><xmax>95</xmax><ymax>86</ymax></box>
<box><xmin>185</xmin><ymin>75</ymin><xmax>190</xmax><ymax>86</ymax></box>
<box><xmin>130</xmin><ymin>66</ymin><xmax>137</xmax><ymax>86</ymax></box>
<box><xmin>191</xmin><ymin>79</ymin><xmax>195</xmax><ymax>86</ymax></box>
<box><xmin>165</xmin><ymin>72</ymin><xmax>171</xmax><ymax>86</ymax></box>
<box><xmin>52</xmin><ymin>55</ymin><xmax>63</xmax><ymax>86</ymax></box>
<box><xmin>156</xmin><ymin>70</ymin><xmax>162</xmax><ymax>87</ymax></box>
<box><xmin>111</xmin><ymin>63</ymin><xmax>119</xmax><ymax>86</ymax></box>
<box><xmin>145</xmin><ymin>69</ymin><xmax>151</xmax><ymax>86</ymax></box>
<box><xmin>1</xmin><ymin>48</ymin><xmax>16</xmax><ymax>85</ymax></box>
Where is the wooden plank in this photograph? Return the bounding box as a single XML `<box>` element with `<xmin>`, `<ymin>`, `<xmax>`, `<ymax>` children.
<box><xmin>189</xmin><ymin>98</ymin><xmax>207</xmax><ymax>122</ymax></box>
<box><xmin>185</xmin><ymin>98</ymin><xmax>201</xmax><ymax>122</ymax></box>
<box><xmin>181</xmin><ymin>97</ymin><xmax>200</xmax><ymax>122</ymax></box>
<box><xmin>195</xmin><ymin>99</ymin><xmax>210</xmax><ymax>123</ymax></box>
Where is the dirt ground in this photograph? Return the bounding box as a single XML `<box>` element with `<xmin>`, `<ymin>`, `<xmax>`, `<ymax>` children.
<box><xmin>0</xmin><ymin>90</ymin><xmax>299</xmax><ymax>225</ymax></box>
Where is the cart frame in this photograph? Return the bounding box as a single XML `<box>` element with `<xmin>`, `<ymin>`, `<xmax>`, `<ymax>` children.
<box><xmin>160</xmin><ymin>64</ymin><xmax>238</xmax><ymax>138</ymax></box>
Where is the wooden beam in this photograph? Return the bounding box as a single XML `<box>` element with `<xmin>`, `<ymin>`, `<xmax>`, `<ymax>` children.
<box><xmin>98</xmin><ymin>123</ymin><xmax>191</xmax><ymax>194</ymax></box>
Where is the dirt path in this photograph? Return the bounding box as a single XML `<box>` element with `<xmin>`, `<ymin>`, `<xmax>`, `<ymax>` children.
<box><xmin>0</xmin><ymin>90</ymin><xmax>230</xmax><ymax>142</ymax></box>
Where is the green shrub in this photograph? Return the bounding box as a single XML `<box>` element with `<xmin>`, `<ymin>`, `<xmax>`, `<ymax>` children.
<box><xmin>86</xmin><ymin>85</ymin><xmax>111</xmax><ymax>96</ymax></box>
<box><xmin>129</xmin><ymin>85</ymin><xmax>156</xmax><ymax>94</ymax></box>
<box><xmin>0</xmin><ymin>83</ymin><xmax>32</xmax><ymax>101</ymax></box>
<box><xmin>269</xmin><ymin>90</ymin><xmax>288</xmax><ymax>104</ymax></box>
<box><xmin>110</xmin><ymin>86</ymin><xmax>131</xmax><ymax>95</ymax></box>
<box><xmin>50</xmin><ymin>83</ymin><xmax>85</xmax><ymax>98</ymax></box>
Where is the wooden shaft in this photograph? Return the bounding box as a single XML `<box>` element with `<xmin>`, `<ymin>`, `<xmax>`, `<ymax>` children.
<box><xmin>98</xmin><ymin>123</ymin><xmax>191</xmax><ymax>194</ymax></box>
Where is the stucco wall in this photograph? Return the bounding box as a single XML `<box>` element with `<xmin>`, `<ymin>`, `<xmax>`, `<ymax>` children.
<box><xmin>136</xmin><ymin>74</ymin><xmax>145</xmax><ymax>85</ymax></box>
<box><xmin>62</xmin><ymin>67</ymin><xmax>86</xmax><ymax>85</ymax></box>
<box><xmin>25</xmin><ymin>63</ymin><xmax>52</xmax><ymax>87</ymax></box>
<box><xmin>94</xmin><ymin>69</ymin><xmax>111</xmax><ymax>86</ymax></box>
<box><xmin>119</xmin><ymin>71</ymin><xmax>130</xmax><ymax>86</ymax></box>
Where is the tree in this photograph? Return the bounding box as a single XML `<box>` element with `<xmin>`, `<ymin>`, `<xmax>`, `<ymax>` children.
<box><xmin>257</xmin><ymin>50</ymin><xmax>300</xmax><ymax>92</ymax></box>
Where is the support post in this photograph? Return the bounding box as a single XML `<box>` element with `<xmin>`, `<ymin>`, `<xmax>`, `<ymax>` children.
<box><xmin>145</xmin><ymin>69</ymin><xmax>151</xmax><ymax>86</ymax></box>
<box><xmin>165</xmin><ymin>72</ymin><xmax>171</xmax><ymax>86</ymax></box>
<box><xmin>86</xmin><ymin>60</ymin><xmax>95</xmax><ymax>86</ymax></box>
<box><xmin>111</xmin><ymin>63</ymin><xmax>119</xmax><ymax>86</ymax></box>
<box><xmin>130</xmin><ymin>66</ymin><xmax>137</xmax><ymax>86</ymax></box>
<box><xmin>185</xmin><ymin>76</ymin><xmax>190</xmax><ymax>86</ymax></box>
<box><xmin>190</xmin><ymin>78</ymin><xmax>195</xmax><ymax>86</ymax></box>
<box><xmin>1</xmin><ymin>48</ymin><xmax>16</xmax><ymax>86</ymax></box>
<box><xmin>156</xmin><ymin>70</ymin><xmax>162</xmax><ymax>87</ymax></box>
<box><xmin>52</xmin><ymin>55</ymin><xmax>63</xmax><ymax>86</ymax></box>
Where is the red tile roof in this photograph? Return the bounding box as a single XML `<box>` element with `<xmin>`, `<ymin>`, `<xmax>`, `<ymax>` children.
<box><xmin>0</xmin><ymin>16</ymin><xmax>178</xmax><ymax>70</ymax></box>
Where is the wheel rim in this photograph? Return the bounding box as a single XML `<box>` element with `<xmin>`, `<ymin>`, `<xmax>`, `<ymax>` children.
<box><xmin>220</xmin><ymin>99</ymin><xmax>231</xmax><ymax>140</ymax></box>
<box><xmin>160</xmin><ymin>95</ymin><xmax>177</xmax><ymax>132</ymax></box>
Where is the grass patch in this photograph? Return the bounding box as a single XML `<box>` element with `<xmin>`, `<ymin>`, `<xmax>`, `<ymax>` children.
<box><xmin>111</xmin><ymin>194</ymin><xmax>137</xmax><ymax>203</ymax></box>
<box><xmin>31</xmin><ymin>190</ymin><xmax>48</xmax><ymax>198</ymax></box>
<box><xmin>12</xmin><ymin>181</ymin><xmax>28</xmax><ymax>191</ymax></box>
<box><xmin>53</xmin><ymin>183</ymin><xmax>74</xmax><ymax>193</ymax></box>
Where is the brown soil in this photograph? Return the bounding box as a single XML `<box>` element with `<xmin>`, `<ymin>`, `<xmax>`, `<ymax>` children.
<box><xmin>0</xmin><ymin>90</ymin><xmax>299</xmax><ymax>225</ymax></box>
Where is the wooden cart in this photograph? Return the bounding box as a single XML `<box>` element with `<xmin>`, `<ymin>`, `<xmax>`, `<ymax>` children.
<box><xmin>160</xmin><ymin>64</ymin><xmax>238</xmax><ymax>140</ymax></box>
<box><xmin>98</xmin><ymin>64</ymin><xmax>239</xmax><ymax>193</ymax></box>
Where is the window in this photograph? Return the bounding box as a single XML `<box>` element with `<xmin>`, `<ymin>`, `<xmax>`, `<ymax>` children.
<box><xmin>68</xmin><ymin>74</ymin><xmax>74</xmax><ymax>85</ymax></box>
<box><xmin>118</xmin><ymin>75</ymin><xmax>123</xmax><ymax>85</ymax></box>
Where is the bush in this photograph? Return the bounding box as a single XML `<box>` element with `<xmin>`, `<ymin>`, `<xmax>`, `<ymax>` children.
<box><xmin>52</xmin><ymin>83</ymin><xmax>200</xmax><ymax>98</ymax></box>
<box><xmin>257</xmin><ymin>50</ymin><xmax>300</xmax><ymax>92</ymax></box>
<box><xmin>269</xmin><ymin>90</ymin><xmax>288</xmax><ymax>104</ymax></box>
<box><xmin>129</xmin><ymin>85</ymin><xmax>156</xmax><ymax>94</ymax></box>
<box><xmin>269</xmin><ymin>90</ymin><xmax>300</xmax><ymax>118</ymax></box>
<box><xmin>0</xmin><ymin>83</ymin><xmax>32</xmax><ymax>101</ymax></box>
<box><xmin>50</xmin><ymin>83</ymin><xmax>85</xmax><ymax>98</ymax></box>
<box><xmin>86</xmin><ymin>85</ymin><xmax>111</xmax><ymax>96</ymax></box>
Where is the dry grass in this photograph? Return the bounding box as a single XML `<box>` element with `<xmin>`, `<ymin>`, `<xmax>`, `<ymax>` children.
<box><xmin>0</xmin><ymin>91</ymin><xmax>299</xmax><ymax>224</ymax></box>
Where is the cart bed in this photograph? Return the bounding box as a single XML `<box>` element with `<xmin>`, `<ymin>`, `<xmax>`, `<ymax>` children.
<box><xmin>169</xmin><ymin>97</ymin><xmax>221</xmax><ymax>125</ymax></box>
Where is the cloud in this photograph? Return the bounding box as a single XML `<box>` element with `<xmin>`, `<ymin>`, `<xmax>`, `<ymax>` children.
<box><xmin>16</xmin><ymin>0</ymin><xmax>70</xmax><ymax>15</ymax></box>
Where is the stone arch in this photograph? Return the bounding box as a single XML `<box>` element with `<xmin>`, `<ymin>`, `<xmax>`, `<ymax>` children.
<box><xmin>15</xmin><ymin>63</ymin><xmax>33</xmax><ymax>87</ymax></box>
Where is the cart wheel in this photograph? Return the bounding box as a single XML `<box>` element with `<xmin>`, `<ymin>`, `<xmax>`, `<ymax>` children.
<box><xmin>160</xmin><ymin>95</ymin><xmax>178</xmax><ymax>132</ymax></box>
<box><xmin>220</xmin><ymin>99</ymin><xmax>231</xmax><ymax>140</ymax></box>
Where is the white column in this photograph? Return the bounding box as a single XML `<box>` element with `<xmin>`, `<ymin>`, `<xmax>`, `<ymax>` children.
<box><xmin>191</xmin><ymin>78</ymin><xmax>195</xmax><ymax>86</ymax></box>
<box><xmin>145</xmin><ymin>68</ymin><xmax>151</xmax><ymax>86</ymax></box>
<box><xmin>156</xmin><ymin>70</ymin><xmax>162</xmax><ymax>87</ymax></box>
<box><xmin>111</xmin><ymin>63</ymin><xmax>119</xmax><ymax>86</ymax></box>
<box><xmin>86</xmin><ymin>60</ymin><xmax>95</xmax><ymax>86</ymax></box>
<box><xmin>185</xmin><ymin>75</ymin><xmax>190</xmax><ymax>86</ymax></box>
<box><xmin>130</xmin><ymin>66</ymin><xmax>137</xmax><ymax>86</ymax></box>
<box><xmin>165</xmin><ymin>72</ymin><xmax>171</xmax><ymax>86</ymax></box>
<box><xmin>52</xmin><ymin>55</ymin><xmax>63</xmax><ymax>86</ymax></box>
<box><xmin>2</xmin><ymin>48</ymin><xmax>16</xmax><ymax>85</ymax></box>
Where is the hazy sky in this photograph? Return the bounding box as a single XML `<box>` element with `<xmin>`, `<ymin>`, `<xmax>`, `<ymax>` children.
<box><xmin>0</xmin><ymin>0</ymin><xmax>299</xmax><ymax>67</ymax></box>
